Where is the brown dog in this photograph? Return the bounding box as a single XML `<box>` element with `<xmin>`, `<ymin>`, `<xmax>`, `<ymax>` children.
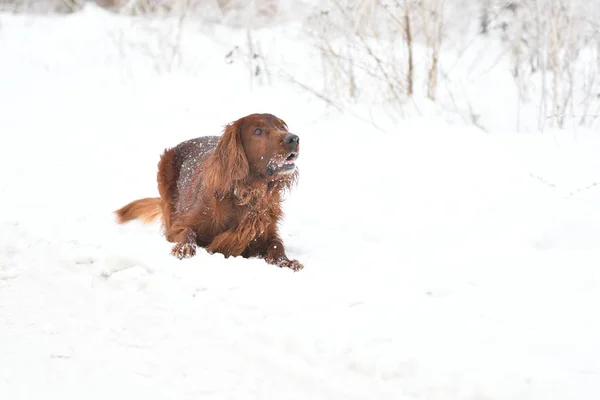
<box><xmin>115</xmin><ymin>113</ymin><xmax>303</xmax><ymax>271</ymax></box>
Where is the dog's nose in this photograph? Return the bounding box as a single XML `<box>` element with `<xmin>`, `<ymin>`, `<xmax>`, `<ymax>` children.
<box><xmin>284</xmin><ymin>133</ymin><xmax>299</xmax><ymax>147</ymax></box>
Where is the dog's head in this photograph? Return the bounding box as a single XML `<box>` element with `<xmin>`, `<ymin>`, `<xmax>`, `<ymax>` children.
<box><xmin>205</xmin><ymin>113</ymin><xmax>300</xmax><ymax>196</ymax></box>
<box><xmin>236</xmin><ymin>113</ymin><xmax>299</xmax><ymax>178</ymax></box>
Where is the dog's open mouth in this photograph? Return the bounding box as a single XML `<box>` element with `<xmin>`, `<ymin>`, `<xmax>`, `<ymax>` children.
<box><xmin>267</xmin><ymin>152</ymin><xmax>298</xmax><ymax>176</ymax></box>
<box><xmin>284</xmin><ymin>152</ymin><xmax>297</xmax><ymax>164</ymax></box>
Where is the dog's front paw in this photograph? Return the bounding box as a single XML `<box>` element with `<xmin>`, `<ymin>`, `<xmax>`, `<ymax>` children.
<box><xmin>171</xmin><ymin>242</ymin><xmax>196</xmax><ymax>260</ymax></box>
<box><xmin>277</xmin><ymin>258</ymin><xmax>304</xmax><ymax>271</ymax></box>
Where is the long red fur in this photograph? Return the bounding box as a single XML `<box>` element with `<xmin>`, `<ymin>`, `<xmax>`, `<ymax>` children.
<box><xmin>115</xmin><ymin>113</ymin><xmax>303</xmax><ymax>271</ymax></box>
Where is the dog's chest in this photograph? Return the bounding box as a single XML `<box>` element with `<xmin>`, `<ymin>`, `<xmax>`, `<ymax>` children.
<box><xmin>200</xmin><ymin>188</ymin><xmax>279</xmax><ymax>238</ymax></box>
<box><xmin>233</xmin><ymin>187</ymin><xmax>280</xmax><ymax>236</ymax></box>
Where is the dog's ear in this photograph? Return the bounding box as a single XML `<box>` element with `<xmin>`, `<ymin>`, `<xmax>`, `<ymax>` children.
<box><xmin>203</xmin><ymin>120</ymin><xmax>249</xmax><ymax>198</ymax></box>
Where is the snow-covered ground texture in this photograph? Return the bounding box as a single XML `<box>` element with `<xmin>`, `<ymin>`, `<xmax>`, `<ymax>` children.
<box><xmin>1</xmin><ymin>4</ymin><xmax>600</xmax><ymax>400</ymax></box>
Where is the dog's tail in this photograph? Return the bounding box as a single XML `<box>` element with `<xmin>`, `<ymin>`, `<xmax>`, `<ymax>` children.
<box><xmin>115</xmin><ymin>197</ymin><xmax>162</xmax><ymax>224</ymax></box>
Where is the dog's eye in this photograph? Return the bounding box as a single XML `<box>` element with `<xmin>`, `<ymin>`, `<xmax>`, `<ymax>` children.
<box><xmin>253</xmin><ymin>128</ymin><xmax>264</xmax><ymax>136</ymax></box>
<box><xmin>280</xmin><ymin>125</ymin><xmax>287</xmax><ymax>131</ymax></box>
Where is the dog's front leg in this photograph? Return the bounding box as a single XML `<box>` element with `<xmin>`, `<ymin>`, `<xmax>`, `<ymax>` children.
<box><xmin>169</xmin><ymin>226</ymin><xmax>197</xmax><ymax>259</ymax></box>
<box><xmin>260</xmin><ymin>234</ymin><xmax>303</xmax><ymax>271</ymax></box>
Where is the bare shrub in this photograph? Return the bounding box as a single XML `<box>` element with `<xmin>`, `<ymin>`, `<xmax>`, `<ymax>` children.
<box><xmin>97</xmin><ymin>0</ymin><xmax>279</xmax><ymax>27</ymax></box>
<box><xmin>7</xmin><ymin>0</ymin><xmax>599</xmax><ymax>133</ymax></box>
<box><xmin>496</xmin><ymin>0</ymin><xmax>600</xmax><ymax>130</ymax></box>
<box><xmin>301</xmin><ymin>0</ymin><xmax>449</xmax><ymax>113</ymax></box>
<box><xmin>0</xmin><ymin>0</ymin><xmax>84</xmax><ymax>13</ymax></box>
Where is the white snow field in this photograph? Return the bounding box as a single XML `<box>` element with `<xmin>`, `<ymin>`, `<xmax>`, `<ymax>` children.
<box><xmin>1</xmin><ymin>4</ymin><xmax>600</xmax><ymax>400</ymax></box>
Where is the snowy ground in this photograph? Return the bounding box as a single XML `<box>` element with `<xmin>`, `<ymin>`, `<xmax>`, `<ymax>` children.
<box><xmin>1</xmin><ymin>5</ymin><xmax>600</xmax><ymax>400</ymax></box>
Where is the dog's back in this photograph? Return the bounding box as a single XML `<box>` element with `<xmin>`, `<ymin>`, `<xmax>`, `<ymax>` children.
<box><xmin>173</xmin><ymin>136</ymin><xmax>219</xmax><ymax>202</ymax></box>
<box><xmin>155</xmin><ymin>136</ymin><xmax>220</xmax><ymax>236</ymax></box>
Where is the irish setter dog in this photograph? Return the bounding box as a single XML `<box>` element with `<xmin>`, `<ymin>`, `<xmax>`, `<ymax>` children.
<box><xmin>115</xmin><ymin>113</ymin><xmax>303</xmax><ymax>271</ymax></box>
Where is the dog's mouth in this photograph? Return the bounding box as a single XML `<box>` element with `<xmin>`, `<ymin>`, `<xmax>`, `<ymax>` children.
<box><xmin>266</xmin><ymin>152</ymin><xmax>298</xmax><ymax>176</ymax></box>
<box><xmin>284</xmin><ymin>152</ymin><xmax>298</xmax><ymax>163</ymax></box>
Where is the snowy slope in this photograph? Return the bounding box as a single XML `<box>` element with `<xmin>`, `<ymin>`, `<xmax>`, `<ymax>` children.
<box><xmin>1</xmin><ymin>5</ymin><xmax>600</xmax><ymax>400</ymax></box>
